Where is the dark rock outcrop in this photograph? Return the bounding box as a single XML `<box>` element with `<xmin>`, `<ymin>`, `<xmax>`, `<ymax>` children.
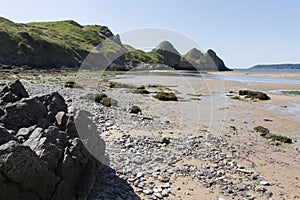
<box><xmin>239</xmin><ymin>90</ymin><xmax>271</xmax><ymax>100</ymax></box>
<box><xmin>0</xmin><ymin>80</ymin><xmax>104</xmax><ymax>200</ymax></box>
<box><xmin>154</xmin><ymin>92</ymin><xmax>178</xmax><ymax>101</ymax></box>
<box><xmin>205</xmin><ymin>49</ymin><xmax>230</xmax><ymax>71</ymax></box>
<box><xmin>153</xmin><ymin>41</ymin><xmax>181</xmax><ymax>67</ymax></box>
<box><xmin>177</xmin><ymin>48</ymin><xmax>232</xmax><ymax>71</ymax></box>
<box><xmin>129</xmin><ymin>105</ymin><xmax>142</xmax><ymax>114</ymax></box>
<box><xmin>0</xmin><ymin>126</ymin><xmax>16</xmax><ymax>145</ymax></box>
<box><xmin>0</xmin><ymin>79</ymin><xmax>29</xmax><ymax>105</ymax></box>
<box><xmin>0</xmin><ymin>97</ymin><xmax>48</xmax><ymax>131</ymax></box>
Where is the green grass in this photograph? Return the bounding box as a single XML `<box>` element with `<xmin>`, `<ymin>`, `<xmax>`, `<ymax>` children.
<box><xmin>0</xmin><ymin>17</ymin><xmax>168</xmax><ymax>68</ymax></box>
<box><xmin>0</xmin><ymin>17</ymin><xmax>230</xmax><ymax>71</ymax></box>
<box><xmin>124</xmin><ymin>49</ymin><xmax>164</xmax><ymax>64</ymax></box>
<box><xmin>0</xmin><ymin>17</ymin><xmax>126</xmax><ymax>68</ymax></box>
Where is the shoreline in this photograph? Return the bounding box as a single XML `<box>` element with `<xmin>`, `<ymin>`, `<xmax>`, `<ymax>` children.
<box><xmin>209</xmin><ymin>71</ymin><xmax>300</xmax><ymax>79</ymax></box>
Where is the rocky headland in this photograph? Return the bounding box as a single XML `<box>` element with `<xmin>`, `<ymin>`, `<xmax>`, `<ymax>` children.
<box><xmin>0</xmin><ymin>17</ymin><xmax>231</xmax><ymax>71</ymax></box>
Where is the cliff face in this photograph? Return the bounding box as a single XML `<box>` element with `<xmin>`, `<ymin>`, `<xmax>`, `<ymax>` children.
<box><xmin>151</xmin><ymin>41</ymin><xmax>231</xmax><ymax>71</ymax></box>
<box><xmin>177</xmin><ymin>48</ymin><xmax>232</xmax><ymax>71</ymax></box>
<box><xmin>152</xmin><ymin>41</ymin><xmax>181</xmax><ymax>67</ymax></box>
<box><xmin>0</xmin><ymin>17</ymin><xmax>231</xmax><ymax>71</ymax></box>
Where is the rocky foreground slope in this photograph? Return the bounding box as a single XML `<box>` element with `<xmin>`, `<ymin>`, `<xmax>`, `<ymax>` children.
<box><xmin>0</xmin><ymin>80</ymin><xmax>105</xmax><ymax>199</ymax></box>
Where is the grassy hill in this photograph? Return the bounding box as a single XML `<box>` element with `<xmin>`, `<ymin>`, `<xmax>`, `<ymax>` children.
<box><xmin>0</xmin><ymin>17</ymin><xmax>231</xmax><ymax>71</ymax></box>
<box><xmin>0</xmin><ymin>17</ymin><xmax>125</xmax><ymax>68</ymax></box>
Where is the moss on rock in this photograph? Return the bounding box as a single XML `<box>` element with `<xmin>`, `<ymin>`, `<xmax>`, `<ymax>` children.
<box><xmin>154</xmin><ymin>92</ymin><xmax>178</xmax><ymax>101</ymax></box>
<box><xmin>254</xmin><ymin>126</ymin><xmax>292</xmax><ymax>143</ymax></box>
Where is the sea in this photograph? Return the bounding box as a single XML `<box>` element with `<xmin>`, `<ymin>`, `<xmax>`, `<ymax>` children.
<box><xmin>177</xmin><ymin>68</ymin><xmax>300</xmax><ymax>85</ymax></box>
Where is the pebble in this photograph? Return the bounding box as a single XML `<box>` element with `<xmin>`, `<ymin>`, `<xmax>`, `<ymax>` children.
<box><xmin>260</xmin><ymin>181</ymin><xmax>270</xmax><ymax>186</ymax></box>
<box><xmin>127</xmin><ymin>178</ymin><xmax>135</xmax><ymax>182</ymax></box>
<box><xmin>161</xmin><ymin>182</ymin><xmax>170</xmax><ymax>189</ymax></box>
<box><xmin>143</xmin><ymin>189</ymin><xmax>154</xmax><ymax>195</ymax></box>
<box><xmin>161</xmin><ymin>189</ymin><xmax>169</xmax><ymax>197</ymax></box>
<box><xmin>125</xmin><ymin>142</ymin><xmax>133</xmax><ymax>148</ymax></box>
<box><xmin>154</xmin><ymin>192</ymin><xmax>163</xmax><ymax>198</ymax></box>
<box><xmin>136</xmin><ymin>172</ymin><xmax>144</xmax><ymax>178</ymax></box>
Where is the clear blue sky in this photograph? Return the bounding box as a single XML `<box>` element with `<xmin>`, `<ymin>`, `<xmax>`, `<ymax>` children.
<box><xmin>1</xmin><ymin>0</ymin><xmax>300</xmax><ymax>68</ymax></box>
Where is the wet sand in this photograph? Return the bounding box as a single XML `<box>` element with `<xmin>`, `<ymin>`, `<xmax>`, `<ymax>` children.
<box><xmin>112</xmin><ymin>72</ymin><xmax>300</xmax><ymax>199</ymax></box>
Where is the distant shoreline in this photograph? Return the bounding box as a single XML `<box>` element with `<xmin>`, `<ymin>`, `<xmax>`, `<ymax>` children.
<box><xmin>232</xmin><ymin>68</ymin><xmax>300</xmax><ymax>73</ymax></box>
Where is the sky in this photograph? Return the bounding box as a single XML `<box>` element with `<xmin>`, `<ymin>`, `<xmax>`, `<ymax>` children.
<box><xmin>1</xmin><ymin>0</ymin><xmax>300</xmax><ymax>68</ymax></box>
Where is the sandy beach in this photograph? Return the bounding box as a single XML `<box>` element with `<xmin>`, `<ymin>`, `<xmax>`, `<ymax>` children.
<box><xmin>1</xmin><ymin>70</ymin><xmax>299</xmax><ymax>200</ymax></box>
<box><xmin>107</xmin><ymin>72</ymin><xmax>300</xmax><ymax>199</ymax></box>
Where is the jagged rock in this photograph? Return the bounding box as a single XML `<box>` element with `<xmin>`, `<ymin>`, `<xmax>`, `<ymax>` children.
<box><xmin>153</xmin><ymin>41</ymin><xmax>181</xmax><ymax>67</ymax></box>
<box><xmin>0</xmin><ymin>79</ymin><xmax>29</xmax><ymax>105</ymax></box>
<box><xmin>177</xmin><ymin>48</ymin><xmax>204</xmax><ymax>70</ymax></box>
<box><xmin>206</xmin><ymin>49</ymin><xmax>230</xmax><ymax>71</ymax></box>
<box><xmin>185</xmin><ymin>48</ymin><xmax>204</xmax><ymax>61</ymax></box>
<box><xmin>16</xmin><ymin>125</ymin><xmax>36</xmax><ymax>140</ymax></box>
<box><xmin>39</xmin><ymin>92</ymin><xmax>68</xmax><ymax>116</ymax></box>
<box><xmin>0</xmin><ymin>108</ymin><xmax>4</xmax><ymax>117</ymax></box>
<box><xmin>24</xmin><ymin>126</ymin><xmax>67</xmax><ymax>171</ymax></box>
<box><xmin>0</xmin><ymin>97</ymin><xmax>47</xmax><ymax>131</ymax></box>
<box><xmin>0</xmin><ymin>145</ymin><xmax>57</xmax><ymax>200</ymax></box>
<box><xmin>0</xmin><ymin>126</ymin><xmax>16</xmax><ymax>145</ymax></box>
<box><xmin>0</xmin><ymin>80</ymin><xmax>104</xmax><ymax>200</ymax></box>
<box><xmin>55</xmin><ymin>111</ymin><xmax>67</xmax><ymax>131</ymax></box>
<box><xmin>177</xmin><ymin>48</ymin><xmax>232</xmax><ymax>71</ymax></box>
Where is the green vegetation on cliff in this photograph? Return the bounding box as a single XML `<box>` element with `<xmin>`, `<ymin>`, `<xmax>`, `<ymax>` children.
<box><xmin>124</xmin><ymin>50</ymin><xmax>164</xmax><ymax>64</ymax></box>
<box><xmin>0</xmin><ymin>17</ymin><xmax>231</xmax><ymax>71</ymax></box>
<box><xmin>0</xmin><ymin>17</ymin><xmax>125</xmax><ymax>68</ymax></box>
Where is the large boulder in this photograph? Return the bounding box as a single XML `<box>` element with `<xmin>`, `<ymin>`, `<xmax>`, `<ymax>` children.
<box><xmin>0</xmin><ymin>126</ymin><xmax>16</xmax><ymax>145</ymax></box>
<box><xmin>0</xmin><ymin>97</ymin><xmax>47</xmax><ymax>131</ymax></box>
<box><xmin>0</xmin><ymin>79</ymin><xmax>29</xmax><ymax>105</ymax></box>
<box><xmin>39</xmin><ymin>92</ymin><xmax>68</xmax><ymax>117</ymax></box>
<box><xmin>0</xmin><ymin>144</ymin><xmax>57</xmax><ymax>200</ymax></box>
<box><xmin>0</xmin><ymin>80</ymin><xmax>104</xmax><ymax>200</ymax></box>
